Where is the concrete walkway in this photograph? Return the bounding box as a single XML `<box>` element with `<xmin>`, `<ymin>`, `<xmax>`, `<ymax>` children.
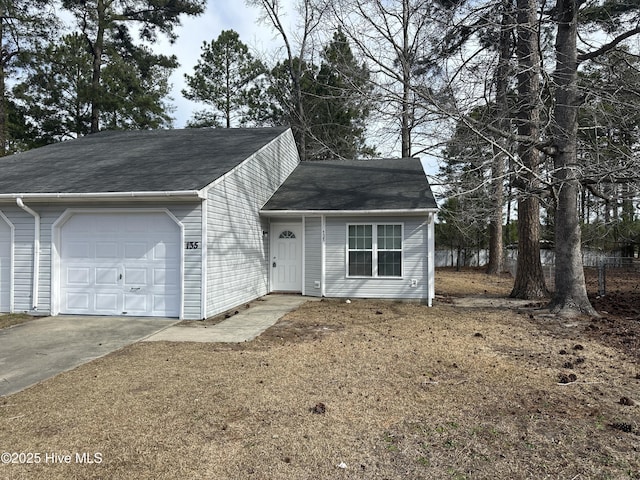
<box><xmin>145</xmin><ymin>294</ymin><xmax>312</xmax><ymax>343</ymax></box>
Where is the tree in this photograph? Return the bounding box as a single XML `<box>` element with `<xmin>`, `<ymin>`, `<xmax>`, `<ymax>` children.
<box><xmin>437</xmin><ymin>197</ymin><xmax>488</xmax><ymax>269</ymax></box>
<box><xmin>61</xmin><ymin>0</ymin><xmax>205</xmax><ymax>133</ymax></box>
<box><xmin>247</xmin><ymin>0</ymin><xmax>328</xmax><ymax>160</ymax></box>
<box><xmin>13</xmin><ymin>33</ymin><xmax>174</xmax><ymax>142</ymax></box>
<box><xmin>547</xmin><ymin>0</ymin><xmax>640</xmax><ymax>315</ymax></box>
<box><xmin>509</xmin><ymin>0</ymin><xmax>548</xmax><ymax>298</ymax></box>
<box><xmin>304</xmin><ymin>28</ymin><xmax>374</xmax><ymax>160</ymax></box>
<box><xmin>12</xmin><ymin>33</ymin><xmax>92</xmax><ymax>142</ymax></box>
<box><xmin>182</xmin><ymin>30</ymin><xmax>266</xmax><ymax>128</ymax></box>
<box><xmin>486</xmin><ymin>0</ymin><xmax>514</xmax><ymax>275</ymax></box>
<box><xmin>331</xmin><ymin>0</ymin><xmax>440</xmax><ymax>158</ymax></box>
<box><xmin>577</xmin><ymin>48</ymin><xmax>640</xmax><ymax>254</ymax></box>
<box><xmin>0</xmin><ymin>0</ymin><xmax>56</xmax><ymax>153</ymax></box>
<box><xmin>439</xmin><ymin>105</ymin><xmax>498</xmax><ymax>266</ymax></box>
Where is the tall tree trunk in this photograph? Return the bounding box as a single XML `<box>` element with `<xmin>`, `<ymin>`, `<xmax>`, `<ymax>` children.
<box><xmin>510</xmin><ymin>0</ymin><xmax>548</xmax><ymax>298</ymax></box>
<box><xmin>90</xmin><ymin>0</ymin><xmax>106</xmax><ymax>134</ymax></box>
<box><xmin>0</xmin><ymin>13</ymin><xmax>7</xmax><ymax>154</ymax></box>
<box><xmin>487</xmin><ymin>0</ymin><xmax>513</xmax><ymax>275</ymax></box>
<box><xmin>225</xmin><ymin>48</ymin><xmax>231</xmax><ymax>128</ymax></box>
<box><xmin>400</xmin><ymin>0</ymin><xmax>411</xmax><ymax>158</ymax></box>
<box><xmin>548</xmin><ymin>0</ymin><xmax>597</xmax><ymax>316</ymax></box>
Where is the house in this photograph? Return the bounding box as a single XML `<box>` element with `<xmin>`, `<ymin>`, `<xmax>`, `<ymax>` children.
<box><xmin>0</xmin><ymin>128</ymin><xmax>437</xmax><ymax>319</ymax></box>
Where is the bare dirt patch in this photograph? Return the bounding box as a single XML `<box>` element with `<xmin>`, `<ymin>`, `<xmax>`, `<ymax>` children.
<box><xmin>1</xmin><ymin>269</ymin><xmax>639</xmax><ymax>479</ymax></box>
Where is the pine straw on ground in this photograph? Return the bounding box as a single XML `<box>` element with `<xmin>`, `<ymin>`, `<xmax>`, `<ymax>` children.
<box><xmin>1</xmin><ymin>270</ymin><xmax>639</xmax><ymax>479</ymax></box>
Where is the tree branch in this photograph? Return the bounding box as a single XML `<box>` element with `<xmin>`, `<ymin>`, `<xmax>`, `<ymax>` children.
<box><xmin>578</xmin><ymin>25</ymin><xmax>640</xmax><ymax>63</ymax></box>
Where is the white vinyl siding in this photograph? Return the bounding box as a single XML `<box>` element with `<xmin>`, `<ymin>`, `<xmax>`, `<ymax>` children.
<box><xmin>206</xmin><ymin>130</ymin><xmax>299</xmax><ymax>317</ymax></box>
<box><xmin>324</xmin><ymin>216</ymin><xmax>429</xmax><ymax>299</ymax></box>
<box><xmin>304</xmin><ymin>217</ymin><xmax>322</xmax><ymax>296</ymax></box>
<box><xmin>0</xmin><ymin>206</ymin><xmax>37</xmax><ymax>312</ymax></box>
<box><xmin>0</xmin><ymin>211</ymin><xmax>12</xmax><ymax>311</ymax></box>
<box><xmin>0</xmin><ymin>202</ymin><xmax>203</xmax><ymax>319</ymax></box>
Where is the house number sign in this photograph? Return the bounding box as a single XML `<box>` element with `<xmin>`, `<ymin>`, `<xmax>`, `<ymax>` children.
<box><xmin>186</xmin><ymin>241</ymin><xmax>199</xmax><ymax>250</ymax></box>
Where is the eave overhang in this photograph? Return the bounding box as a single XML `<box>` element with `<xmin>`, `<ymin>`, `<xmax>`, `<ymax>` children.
<box><xmin>260</xmin><ymin>208</ymin><xmax>439</xmax><ymax>217</ymax></box>
<box><xmin>0</xmin><ymin>190</ymin><xmax>205</xmax><ymax>203</ymax></box>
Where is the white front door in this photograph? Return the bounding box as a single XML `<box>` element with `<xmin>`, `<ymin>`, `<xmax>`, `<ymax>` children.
<box><xmin>271</xmin><ymin>223</ymin><xmax>302</xmax><ymax>292</ymax></box>
<box><xmin>59</xmin><ymin>212</ymin><xmax>181</xmax><ymax>317</ymax></box>
<box><xmin>0</xmin><ymin>216</ymin><xmax>11</xmax><ymax>312</ymax></box>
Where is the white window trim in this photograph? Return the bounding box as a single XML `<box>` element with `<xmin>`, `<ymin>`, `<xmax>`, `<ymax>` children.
<box><xmin>345</xmin><ymin>223</ymin><xmax>404</xmax><ymax>279</ymax></box>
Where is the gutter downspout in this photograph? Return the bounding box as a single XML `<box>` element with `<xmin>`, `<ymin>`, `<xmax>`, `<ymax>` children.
<box><xmin>17</xmin><ymin>198</ymin><xmax>40</xmax><ymax>311</ymax></box>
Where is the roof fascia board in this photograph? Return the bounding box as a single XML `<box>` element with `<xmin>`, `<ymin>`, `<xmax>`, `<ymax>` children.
<box><xmin>0</xmin><ymin>191</ymin><xmax>205</xmax><ymax>202</ymax></box>
<box><xmin>260</xmin><ymin>208</ymin><xmax>438</xmax><ymax>217</ymax></box>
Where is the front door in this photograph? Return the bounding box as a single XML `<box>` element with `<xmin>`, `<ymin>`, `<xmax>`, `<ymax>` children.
<box><xmin>270</xmin><ymin>223</ymin><xmax>302</xmax><ymax>292</ymax></box>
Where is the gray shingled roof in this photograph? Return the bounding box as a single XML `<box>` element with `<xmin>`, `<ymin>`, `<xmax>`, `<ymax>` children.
<box><xmin>261</xmin><ymin>158</ymin><xmax>437</xmax><ymax>212</ymax></box>
<box><xmin>0</xmin><ymin>127</ymin><xmax>288</xmax><ymax>194</ymax></box>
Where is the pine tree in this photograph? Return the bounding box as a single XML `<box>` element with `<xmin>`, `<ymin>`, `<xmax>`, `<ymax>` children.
<box><xmin>61</xmin><ymin>0</ymin><xmax>204</xmax><ymax>133</ymax></box>
<box><xmin>13</xmin><ymin>33</ymin><xmax>174</xmax><ymax>142</ymax></box>
<box><xmin>182</xmin><ymin>30</ymin><xmax>266</xmax><ymax>128</ymax></box>
<box><xmin>0</xmin><ymin>0</ymin><xmax>57</xmax><ymax>153</ymax></box>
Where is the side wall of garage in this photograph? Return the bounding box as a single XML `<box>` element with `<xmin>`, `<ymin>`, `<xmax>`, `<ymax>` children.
<box><xmin>0</xmin><ymin>211</ymin><xmax>13</xmax><ymax>311</ymax></box>
<box><xmin>0</xmin><ymin>201</ymin><xmax>203</xmax><ymax>319</ymax></box>
<box><xmin>205</xmin><ymin>130</ymin><xmax>300</xmax><ymax>318</ymax></box>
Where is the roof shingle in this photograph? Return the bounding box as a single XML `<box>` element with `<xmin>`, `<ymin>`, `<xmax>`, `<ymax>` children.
<box><xmin>261</xmin><ymin>158</ymin><xmax>437</xmax><ymax>212</ymax></box>
<box><xmin>0</xmin><ymin>127</ymin><xmax>288</xmax><ymax>194</ymax></box>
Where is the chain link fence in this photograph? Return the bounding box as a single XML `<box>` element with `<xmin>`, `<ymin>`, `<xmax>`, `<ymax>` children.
<box><xmin>505</xmin><ymin>250</ymin><xmax>639</xmax><ymax>295</ymax></box>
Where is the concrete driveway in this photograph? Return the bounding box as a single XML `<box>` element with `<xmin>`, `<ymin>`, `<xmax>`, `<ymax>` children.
<box><xmin>0</xmin><ymin>315</ymin><xmax>178</xmax><ymax>397</ymax></box>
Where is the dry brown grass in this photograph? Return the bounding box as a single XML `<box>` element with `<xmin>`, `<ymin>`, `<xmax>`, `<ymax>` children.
<box><xmin>0</xmin><ymin>313</ymin><xmax>36</xmax><ymax>330</ymax></box>
<box><xmin>1</xmin><ymin>270</ymin><xmax>639</xmax><ymax>479</ymax></box>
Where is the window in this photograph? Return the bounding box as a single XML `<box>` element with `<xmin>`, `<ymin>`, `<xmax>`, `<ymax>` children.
<box><xmin>348</xmin><ymin>225</ymin><xmax>372</xmax><ymax>276</ymax></box>
<box><xmin>279</xmin><ymin>230</ymin><xmax>296</xmax><ymax>239</ymax></box>
<box><xmin>377</xmin><ymin>224</ymin><xmax>402</xmax><ymax>276</ymax></box>
<box><xmin>347</xmin><ymin>224</ymin><xmax>402</xmax><ymax>277</ymax></box>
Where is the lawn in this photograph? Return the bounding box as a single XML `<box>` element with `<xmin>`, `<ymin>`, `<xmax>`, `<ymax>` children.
<box><xmin>0</xmin><ymin>313</ymin><xmax>36</xmax><ymax>331</ymax></box>
<box><xmin>1</xmin><ymin>269</ymin><xmax>638</xmax><ymax>479</ymax></box>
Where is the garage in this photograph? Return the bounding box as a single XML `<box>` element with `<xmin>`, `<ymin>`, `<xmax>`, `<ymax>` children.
<box><xmin>0</xmin><ymin>214</ymin><xmax>11</xmax><ymax>312</ymax></box>
<box><xmin>58</xmin><ymin>211</ymin><xmax>181</xmax><ymax>317</ymax></box>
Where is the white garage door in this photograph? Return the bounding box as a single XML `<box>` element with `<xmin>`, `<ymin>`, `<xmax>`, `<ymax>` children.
<box><xmin>0</xmin><ymin>217</ymin><xmax>10</xmax><ymax>312</ymax></box>
<box><xmin>59</xmin><ymin>212</ymin><xmax>180</xmax><ymax>317</ymax></box>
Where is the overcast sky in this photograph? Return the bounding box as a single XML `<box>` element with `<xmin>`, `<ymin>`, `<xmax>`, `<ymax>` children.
<box><xmin>157</xmin><ymin>1</ymin><xmax>296</xmax><ymax>128</ymax></box>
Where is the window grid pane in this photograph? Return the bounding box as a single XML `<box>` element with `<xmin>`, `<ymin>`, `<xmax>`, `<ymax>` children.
<box><xmin>349</xmin><ymin>251</ymin><xmax>372</xmax><ymax>276</ymax></box>
<box><xmin>378</xmin><ymin>251</ymin><xmax>402</xmax><ymax>277</ymax></box>
<box><xmin>377</xmin><ymin>224</ymin><xmax>402</xmax><ymax>277</ymax></box>
<box><xmin>349</xmin><ymin>225</ymin><xmax>372</xmax><ymax>250</ymax></box>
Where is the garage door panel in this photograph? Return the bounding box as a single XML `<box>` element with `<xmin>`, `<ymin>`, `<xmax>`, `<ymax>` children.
<box><xmin>124</xmin><ymin>242</ymin><xmax>149</xmax><ymax>260</ymax></box>
<box><xmin>96</xmin><ymin>242</ymin><xmax>118</xmax><ymax>258</ymax></box>
<box><xmin>66</xmin><ymin>267</ymin><xmax>91</xmax><ymax>286</ymax></box>
<box><xmin>96</xmin><ymin>267</ymin><xmax>119</xmax><ymax>285</ymax></box>
<box><xmin>95</xmin><ymin>216</ymin><xmax>120</xmax><ymax>232</ymax></box>
<box><xmin>66</xmin><ymin>242</ymin><xmax>91</xmax><ymax>259</ymax></box>
<box><xmin>153</xmin><ymin>242</ymin><xmax>175</xmax><ymax>259</ymax></box>
<box><xmin>66</xmin><ymin>292</ymin><xmax>90</xmax><ymax>310</ymax></box>
<box><xmin>124</xmin><ymin>293</ymin><xmax>148</xmax><ymax>313</ymax></box>
<box><xmin>153</xmin><ymin>295</ymin><xmax>171</xmax><ymax>312</ymax></box>
<box><xmin>124</xmin><ymin>267</ymin><xmax>148</xmax><ymax>285</ymax></box>
<box><xmin>154</xmin><ymin>268</ymin><xmax>178</xmax><ymax>286</ymax></box>
<box><xmin>60</xmin><ymin>212</ymin><xmax>180</xmax><ymax>317</ymax></box>
<box><xmin>96</xmin><ymin>292</ymin><xmax>119</xmax><ymax>311</ymax></box>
